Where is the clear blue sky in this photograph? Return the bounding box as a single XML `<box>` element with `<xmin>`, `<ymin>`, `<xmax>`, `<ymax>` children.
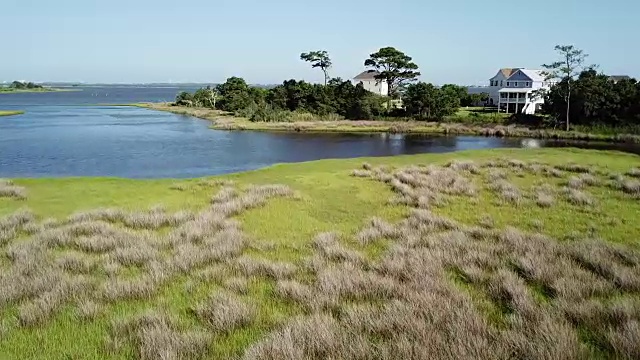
<box><xmin>2</xmin><ymin>0</ymin><xmax>638</xmax><ymax>85</ymax></box>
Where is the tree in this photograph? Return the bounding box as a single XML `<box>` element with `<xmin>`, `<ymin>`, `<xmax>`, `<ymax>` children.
<box><xmin>300</xmin><ymin>50</ymin><xmax>332</xmax><ymax>85</ymax></box>
<box><xmin>364</xmin><ymin>47</ymin><xmax>421</xmax><ymax>109</ymax></box>
<box><xmin>175</xmin><ymin>91</ymin><xmax>194</xmax><ymax>107</ymax></box>
<box><xmin>542</xmin><ymin>45</ymin><xmax>590</xmax><ymax>130</ymax></box>
<box><xmin>461</xmin><ymin>92</ymin><xmax>489</xmax><ymax>107</ymax></box>
<box><xmin>404</xmin><ymin>82</ymin><xmax>458</xmax><ymax>120</ymax></box>
<box><xmin>216</xmin><ymin>77</ymin><xmax>252</xmax><ymax>112</ymax></box>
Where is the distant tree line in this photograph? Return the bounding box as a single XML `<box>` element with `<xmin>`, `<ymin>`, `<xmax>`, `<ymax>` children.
<box><xmin>9</xmin><ymin>81</ymin><xmax>43</xmax><ymax>89</ymax></box>
<box><xmin>173</xmin><ymin>45</ymin><xmax>639</xmax><ymax>129</ymax></box>
<box><xmin>174</xmin><ymin>47</ymin><xmax>490</xmax><ymax>121</ymax></box>
<box><xmin>543</xmin><ymin>70</ymin><xmax>640</xmax><ymax>128</ymax></box>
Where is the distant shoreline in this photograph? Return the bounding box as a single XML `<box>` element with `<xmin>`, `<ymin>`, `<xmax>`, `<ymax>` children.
<box><xmin>0</xmin><ymin>88</ymin><xmax>80</xmax><ymax>94</ymax></box>
<box><xmin>0</xmin><ymin>110</ymin><xmax>25</xmax><ymax>117</ymax></box>
<box><xmin>130</xmin><ymin>102</ymin><xmax>640</xmax><ymax>144</ymax></box>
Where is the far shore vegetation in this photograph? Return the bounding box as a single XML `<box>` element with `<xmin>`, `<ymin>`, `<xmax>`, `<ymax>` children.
<box><xmin>1</xmin><ymin>148</ymin><xmax>640</xmax><ymax>359</ymax></box>
<box><xmin>154</xmin><ymin>45</ymin><xmax>640</xmax><ymax>143</ymax></box>
<box><xmin>0</xmin><ymin>81</ymin><xmax>76</xmax><ymax>94</ymax></box>
<box><xmin>137</xmin><ymin>102</ymin><xmax>640</xmax><ymax>143</ymax></box>
<box><xmin>0</xmin><ymin>110</ymin><xmax>25</xmax><ymax>117</ymax></box>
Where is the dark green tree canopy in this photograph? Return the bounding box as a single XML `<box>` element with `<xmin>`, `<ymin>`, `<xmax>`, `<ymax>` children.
<box><xmin>544</xmin><ymin>70</ymin><xmax>640</xmax><ymax>127</ymax></box>
<box><xmin>404</xmin><ymin>82</ymin><xmax>459</xmax><ymax>120</ymax></box>
<box><xmin>364</xmin><ymin>47</ymin><xmax>421</xmax><ymax>99</ymax></box>
<box><xmin>300</xmin><ymin>50</ymin><xmax>332</xmax><ymax>85</ymax></box>
<box><xmin>215</xmin><ymin>77</ymin><xmax>253</xmax><ymax>112</ymax></box>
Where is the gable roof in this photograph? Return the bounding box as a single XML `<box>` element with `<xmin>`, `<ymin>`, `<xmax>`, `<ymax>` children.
<box><xmin>609</xmin><ymin>75</ymin><xmax>631</xmax><ymax>82</ymax></box>
<box><xmin>509</xmin><ymin>69</ymin><xmax>545</xmax><ymax>82</ymax></box>
<box><xmin>491</xmin><ymin>68</ymin><xmax>519</xmax><ymax>80</ymax></box>
<box><xmin>354</xmin><ymin>70</ymin><xmax>380</xmax><ymax>81</ymax></box>
<box><xmin>500</xmin><ymin>68</ymin><xmax>517</xmax><ymax>78</ymax></box>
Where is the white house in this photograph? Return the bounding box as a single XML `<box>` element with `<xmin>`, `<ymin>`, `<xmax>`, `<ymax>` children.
<box><xmin>352</xmin><ymin>70</ymin><xmax>389</xmax><ymax>96</ymax></box>
<box><xmin>487</xmin><ymin>68</ymin><xmax>553</xmax><ymax>115</ymax></box>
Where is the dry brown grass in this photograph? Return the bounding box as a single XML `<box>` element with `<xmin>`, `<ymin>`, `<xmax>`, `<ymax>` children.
<box><xmin>0</xmin><ymin>183</ymin><xmax>295</xmax><ymax>335</ymax></box>
<box><xmin>356</xmin><ymin>217</ymin><xmax>398</xmax><ymax>244</ymax></box>
<box><xmin>5</xmin><ymin>163</ymin><xmax>640</xmax><ymax>358</ymax></box>
<box><xmin>76</xmin><ymin>299</ymin><xmax>103</xmax><ymax>321</ymax></box>
<box><xmin>533</xmin><ymin>183</ymin><xmax>556</xmax><ymax>208</ymax></box>
<box><xmin>556</xmin><ymin>163</ymin><xmax>593</xmax><ymax>174</ymax></box>
<box><xmin>192</xmin><ymin>291</ymin><xmax>256</xmax><ymax>333</ymax></box>
<box><xmin>614</xmin><ymin>178</ymin><xmax>640</xmax><ymax>197</ymax></box>
<box><xmin>447</xmin><ymin>160</ymin><xmax>481</xmax><ymax>174</ymax></box>
<box><xmin>564</xmin><ymin>188</ymin><xmax>595</xmax><ymax>206</ymax></box>
<box><xmin>0</xmin><ymin>179</ymin><xmax>27</xmax><ymax>199</ymax></box>
<box><xmin>211</xmin><ymin>186</ymin><xmax>237</xmax><ymax>204</ymax></box>
<box><xmin>106</xmin><ymin>311</ymin><xmax>210</xmax><ymax>360</ymax></box>
<box><xmin>489</xmin><ymin>179</ymin><xmax>523</xmax><ymax>205</ymax></box>
<box><xmin>625</xmin><ymin>167</ymin><xmax>640</xmax><ymax>178</ymax></box>
<box><xmin>350</xmin><ymin>169</ymin><xmax>372</xmax><ymax>178</ymax></box>
<box><xmin>313</xmin><ymin>232</ymin><xmax>366</xmax><ymax>264</ymax></box>
<box><xmin>238</xmin><ymin>161</ymin><xmax>640</xmax><ymax>359</ymax></box>
<box><xmin>223</xmin><ymin>277</ymin><xmax>249</xmax><ymax>294</ymax></box>
<box><xmin>233</xmin><ymin>256</ymin><xmax>297</xmax><ymax>280</ymax></box>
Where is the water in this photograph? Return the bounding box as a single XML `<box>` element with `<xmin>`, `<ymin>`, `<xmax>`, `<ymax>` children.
<box><xmin>1</xmin><ymin>87</ymin><xmax>638</xmax><ymax>178</ymax></box>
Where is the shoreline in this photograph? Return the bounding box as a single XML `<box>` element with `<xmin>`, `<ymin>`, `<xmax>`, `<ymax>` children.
<box><xmin>0</xmin><ymin>88</ymin><xmax>80</xmax><ymax>94</ymax></box>
<box><xmin>0</xmin><ymin>110</ymin><xmax>25</xmax><ymax>117</ymax></box>
<box><xmin>132</xmin><ymin>103</ymin><xmax>640</xmax><ymax>144</ymax></box>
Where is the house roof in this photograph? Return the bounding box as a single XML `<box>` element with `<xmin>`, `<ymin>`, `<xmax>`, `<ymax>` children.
<box><xmin>354</xmin><ymin>70</ymin><xmax>380</xmax><ymax>81</ymax></box>
<box><xmin>491</xmin><ymin>68</ymin><xmax>519</xmax><ymax>80</ymax></box>
<box><xmin>500</xmin><ymin>68</ymin><xmax>518</xmax><ymax>78</ymax></box>
<box><xmin>514</xmin><ymin>69</ymin><xmax>546</xmax><ymax>82</ymax></box>
<box><xmin>609</xmin><ymin>75</ymin><xmax>631</xmax><ymax>82</ymax></box>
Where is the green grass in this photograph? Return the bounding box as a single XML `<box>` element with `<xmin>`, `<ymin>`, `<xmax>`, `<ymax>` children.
<box><xmin>0</xmin><ymin>110</ymin><xmax>24</xmax><ymax>117</ymax></box>
<box><xmin>1</xmin><ymin>148</ymin><xmax>640</xmax><ymax>359</ymax></box>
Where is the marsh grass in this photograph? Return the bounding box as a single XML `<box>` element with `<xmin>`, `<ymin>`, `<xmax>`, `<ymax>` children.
<box><xmin>0</xmin><ymin>179</ymin><xmax>27</xmax><ymax>199</ymax></box>
<box><xmin>1</xmin><ymin>150</ymin><xmax>640</xmax><ymax>359</ymax></box>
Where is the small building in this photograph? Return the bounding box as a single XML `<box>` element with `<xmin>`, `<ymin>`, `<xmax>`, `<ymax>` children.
<box><xmin>487</xmin><ymin>68</ymin><xmax>554</xmax><ymax>115</ymax></box>
<box><xmin>609</xmin><ymin>75</ymin><xmax>631</xmax><ymax>83</ymax></box>
<box><xmin>352</xmin><ymin>70</ymin><xmax>389</xmax><ymax>96</ymax></box>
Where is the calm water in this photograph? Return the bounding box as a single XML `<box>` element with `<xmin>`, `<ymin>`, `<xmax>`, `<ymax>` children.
<box><xmin>1</xmin><ymin>87</ymin><xmax>638</xmax><ymax>178</ymax></box>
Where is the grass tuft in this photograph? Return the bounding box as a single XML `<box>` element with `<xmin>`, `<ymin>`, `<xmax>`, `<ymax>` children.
<box><xmin>192</xmin><ymin>291</ymin><xmax>256</xmax><ymax>333</ymax></box>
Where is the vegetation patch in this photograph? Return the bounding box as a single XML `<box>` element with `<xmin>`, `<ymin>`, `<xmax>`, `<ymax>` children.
<box><xmin>1</xmin><ymin>148</ymin><xmax>639</xmax><ymax>359</ymax></box>
<box><xmin>0</xmin><ymin>111</ymin><xmax>25</xmax><ymax>117</ymax></box>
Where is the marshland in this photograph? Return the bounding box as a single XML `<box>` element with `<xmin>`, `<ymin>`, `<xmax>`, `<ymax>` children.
<box><xmin>1</xmin><ymin>148</ymin><xmax>640</xmax><ymax>359</ymax></box>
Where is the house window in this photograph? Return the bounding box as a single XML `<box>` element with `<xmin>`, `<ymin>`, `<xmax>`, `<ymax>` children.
<box><xmin>500</xmin><ymin>93</ymin><xmax>507</xmax><ymax>99</ymax></box>
<box><xmin>526</xmin><ymin>82</ymin><xmax>530</xmax><ymax>87</ymax></box>
<box><xmin>514</xmin><ymin>82</ymin><xmax>519</xmax><ymax>87</ymax></box>
<box><xmin>506</xmin><ymin>82</ymin><xmax>510</xmax><ymax>87</ymax></box>
<box><xmin>500</xmin><ymin>81</ymin><xmax>503</xmax><ymax>86</ymax></box>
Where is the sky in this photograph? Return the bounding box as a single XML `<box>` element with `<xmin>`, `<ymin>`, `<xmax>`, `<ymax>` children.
<box><xmin>2</xmin><ymin>0</ymin><xmax>638</xmax><ymax>85</ymax></box>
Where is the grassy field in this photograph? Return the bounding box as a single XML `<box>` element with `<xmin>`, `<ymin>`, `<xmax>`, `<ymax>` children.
<box><xmin>0</xmin><ymin>111</ymin><xmax>24</xmax><ymax>117</ymax></box>
<box><xmin>1</xmin><ymin>148</ymin><xmax>640</xmax><ymax>359</ymax></box>
<box><xmin>134</xmin><ymin>103</ymin><xmax>640</xmax><ymax>144</ymax></box>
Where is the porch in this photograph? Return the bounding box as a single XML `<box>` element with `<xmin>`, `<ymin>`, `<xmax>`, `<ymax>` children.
<box><xmin>498</xmin><ymin>88</ymin><xmax>531</xmax><ymax>114</ymax></box>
